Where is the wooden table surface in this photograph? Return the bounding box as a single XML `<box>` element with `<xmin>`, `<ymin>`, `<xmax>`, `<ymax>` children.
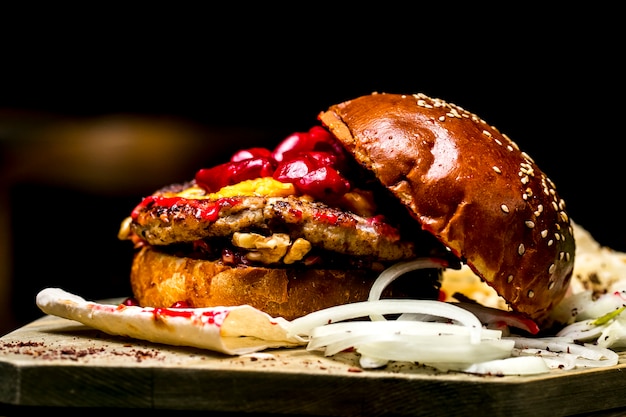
<box><xmin>1</xmin><ymin>313</ymin><xmax>626</xmax><ymax>417</ymax></box>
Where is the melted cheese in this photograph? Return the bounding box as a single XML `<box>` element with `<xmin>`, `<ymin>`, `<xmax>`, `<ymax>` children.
<box><xmin>175</xmin><ymin>177</ymin><xmax>296</xmax><ymax>199</ymax></box>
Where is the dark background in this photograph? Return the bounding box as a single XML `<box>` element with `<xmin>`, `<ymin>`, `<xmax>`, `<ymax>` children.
<box><xmin>1</xmin><ymin>9</ymin><xmax>623</xmax><ymax>335</ymax></box>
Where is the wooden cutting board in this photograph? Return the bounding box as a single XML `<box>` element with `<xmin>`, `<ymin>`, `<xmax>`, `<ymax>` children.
<box><xmin>1</xmin><ymin>313</ymin><xmax>626</xmax><ymax>416</ymax></box>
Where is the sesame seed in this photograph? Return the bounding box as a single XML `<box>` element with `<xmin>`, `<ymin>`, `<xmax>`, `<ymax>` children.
<box><xmin>555</xmin><ymin>233</ymin><xmax>561</xmax><ymax>241</ymax></box>
<box><xmin>483</xmin><ymin>130</ymin><xmax>492</xmax><ymax>138</ymax></box>
<box><xmin>528</xmin><ymin>290</ymin><xmax>535</xmax><ymax>298</ymax></box>
<box><xmin>541</xmin><ymin>230</ymin><xmax>548</xmax><ymax>238</ymax></box>
<box><xmin>438</xmin><ymin>115</ymin><xmax>445</xmax><ymax>122</ymax></box>
<box><xmin>521</xmin><ymin>162</ymin><xmax>534</xmax><ymax>174</ymax></box>
<box><xmin>507</xmin><ymin>275</ymin><xmax>514</xmax><ymax>283</ymax></box>
<box><xmin>548</xmin><ymin>264</ymin><xmax>556</xmax><ymax>274</ymax></box>
<box><xmin>548</xmin><ymin>239</ymin><xmax>554</xmax><ymax>246</ymax></box>
<box><xmin>525</xmin><ymin>220</ymin><xmax>535</xmax><ymax>228</ymax></box>
<box><xmin>521</xmin><ymin>151</ymin><xmax>534</xmax><ymax>163</ymax></box>
<box><xmin>548</xmin><ymin>281</ymin><xmax>555</xmax><ymax>290</ymax></box>
<box><xmin>518</xmin><ymin>243</ymin><xmax>525</xmax><ymax>255</ymax></box>
<box><xmin>492</xmin><ymin>166</ymin><xmax>502</xmax><ymax>174</ymax></box>
<box><xmin>501</xmin><ymin>204</ymin><xmax>510</xmax><ymax>213</ymax></box>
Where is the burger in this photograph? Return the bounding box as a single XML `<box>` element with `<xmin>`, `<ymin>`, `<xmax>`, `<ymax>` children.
<box><xmin>118</xmin><ymin>92</ymin><xmax>575</xmax><ymax>329</ymax></box>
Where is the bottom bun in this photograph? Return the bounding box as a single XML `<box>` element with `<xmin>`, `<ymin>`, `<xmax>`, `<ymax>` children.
<box><xmin>131</xmin><ymin>246</ymin><xmax>429</xmax><ymax>320</ymax></box>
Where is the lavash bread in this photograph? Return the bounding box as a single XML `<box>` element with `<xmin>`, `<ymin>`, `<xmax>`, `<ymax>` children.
<box><xmin>318</xmin><ymin>92</ymin><xmax>575</xmax><ymax>324</ymax></box>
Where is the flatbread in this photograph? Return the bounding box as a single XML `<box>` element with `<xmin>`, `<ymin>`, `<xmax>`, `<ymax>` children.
<box><xmin>36</xmin><ymin>288</ymin><xmax>304</xmax><ymax>355</ymax></box>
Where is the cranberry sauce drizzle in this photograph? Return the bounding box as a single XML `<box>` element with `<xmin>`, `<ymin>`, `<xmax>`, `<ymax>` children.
<box><xmin>117</xmin><ymin>298</ymin><xmax>230</xmax><ymax>327</ymax></box>
<box><xmin>150</xmin><ymin>306</ymin><xmax>231</xmax><ymax>328</ymax></box>
<box><xmin>131</xmin><ymin>196</ymin><xmax>242</xmax><ymax>221</ymax></box>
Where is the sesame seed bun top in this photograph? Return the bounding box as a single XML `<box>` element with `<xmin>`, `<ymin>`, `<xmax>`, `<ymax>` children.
<box><xmin>318</xmin><ymin>92</ymin><xmax>575</xmax><ymax>325</ymax></box>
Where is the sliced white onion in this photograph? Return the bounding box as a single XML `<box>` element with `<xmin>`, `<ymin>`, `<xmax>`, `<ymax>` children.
<box><xmin>512</xmin><ymin>348</ymin><xmax>577</xmax><ymax>371</ymax></box>
<box><xmin>323</xmin><ymin>332</ymin><xmax>476</xmax><ymax>357</ymax></box>
<box><xmin>367</xmin><ymin>258</ymin><xmax>445</xmax><ymax>321</ymax></box>
<box><xmin>307</xmin><ymin>321</ymin><xmax>502</xmax><ymax>356</ymax></box>
<box><xmin>461</xmin><ymin>356</ymin><xmax>551</xmax><ymax>375</ymax></box>
<box><xmin>556</xmin><ymin>319</ymin><xmax>607</xmax><ymax>341</ymax></box>
<box><xmin>506</xmin><ymin>336</ymin><xmax>619</xmax><ymax>368</ymax></box>
<box><xmin>550</xmin><ymin>290</ymin><xmax>594</xmax><ymax>324</ymax></box>
<box><xmin>397</xmin><ymin>312</ymin><xmax>443</xmax><ymax>321</ymax></box>
<box><xmin>552</xmin><ymin>290</ymin><xmax>626</xmax><ymax>325</ymax></box>
<box><xmin>597</xmin><ymin>319</ymin><xmax>626</xmax><ymax>349</ymax></box>
<box><xmin>287</xmin><ymin>299</ymin><xmax>483</xmax><ymax>343</ymax></box>
<box><xmin>359</xmin><ymin>355</ymin><xmax>389</xmax><ymax>369</ymax></box>
<box><xmin>285</xmin><ymin>256</ymin><xmax>626</xmax><ymax>376</ymax></box>
<box><xmin>576</xmin><ymin>291</ymin><xmax>626</xmax><ymax>321</ymax></box>
<box><xmin>575</xmin><ymin>353</ymin><xmax>620</xmax><ymax>368</ymax></box>
<box><xmin>309</xmin><ymin>320</ymin><xmax>502</xmax><ymax>341</ymax></box>
<box><xmin>355</xmin><ymin>338</ymin><xmax>515</xmax><ymax>365</ymax></box>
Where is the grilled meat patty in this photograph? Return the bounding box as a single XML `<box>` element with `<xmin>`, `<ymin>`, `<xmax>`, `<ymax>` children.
<box><xmin>131</xmin><ymin>194</ymin><xmax>419</xmax><ymax>261</ymax></box>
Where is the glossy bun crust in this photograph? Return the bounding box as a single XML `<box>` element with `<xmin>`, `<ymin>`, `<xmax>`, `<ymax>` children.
<box><xmin>319</xmin><ymin>92</ymin><xmax>575</xmax><ymax>324</ymax></box>
<box><xmin>131</xmin><ymin>246</ymin><xmax>401</xmax><ymax>321</ymax></box>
